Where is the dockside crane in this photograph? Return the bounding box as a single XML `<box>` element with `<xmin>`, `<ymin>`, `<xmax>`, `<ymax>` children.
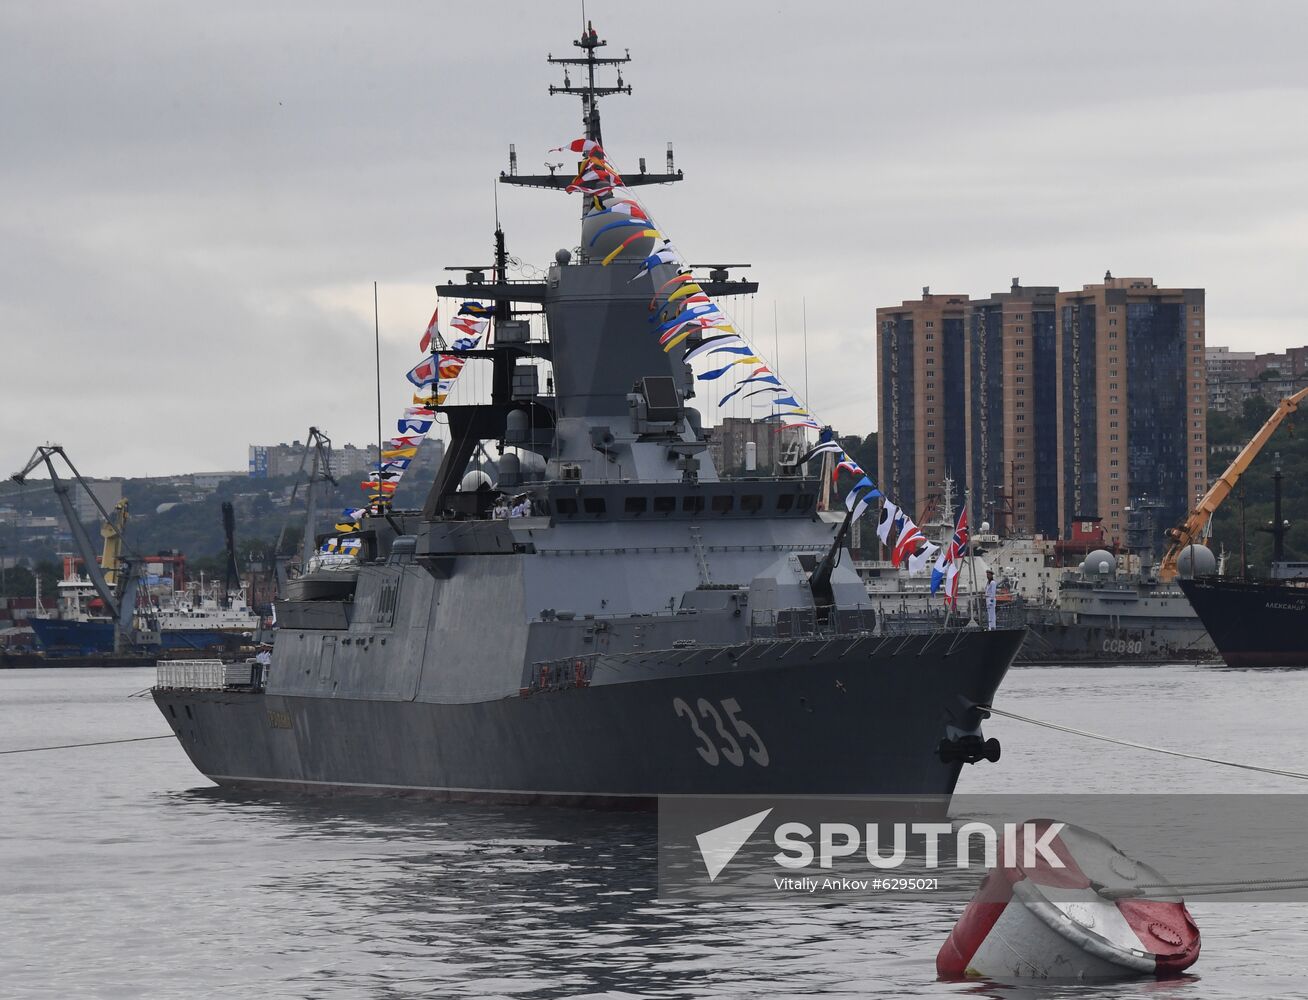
<box><xmin>9</xmin><ymin>444</ymin><xmax>143</xmax><ymax>651</ymax></box>
<box><xmin>272</xmin><ymin>427</ymin><xmax>337</xmax><ymax>597</ymax></box>
<box><xmin>1159</xmin><ymin>385</ymin><xmax>1308</xmax><ymax>581</ymax></box>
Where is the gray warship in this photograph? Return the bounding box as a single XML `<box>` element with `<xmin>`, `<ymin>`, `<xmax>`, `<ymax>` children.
<box><xmin>153</xmin><ymin>24</ymin><xmax>1022</xmax><ymax>805</ymax></box>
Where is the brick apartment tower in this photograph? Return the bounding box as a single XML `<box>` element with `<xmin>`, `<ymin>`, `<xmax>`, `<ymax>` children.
<box><xmin>965</xmin><ymin>280</ymin><xmax>1060</xmax><ymax>538</ymax></box>
<box><xmin>876</xmin><ymin>289</ymin><xmax>969</xmax><ymax>519</ymax></box>
<box><xmin>1055</xmin><ymin>274</ymin><xmax>1206</xmax><ymax>547</ymax></box>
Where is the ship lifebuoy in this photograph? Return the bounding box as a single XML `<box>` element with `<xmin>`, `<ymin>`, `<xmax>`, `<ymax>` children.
<box><xmin>574</xmin><ymin>659</ymin><xmax>586</xmax><ymax>687</ymax></box>
<box><xmin>540</xmin><ymin>665</ymin><xmax>551</xmax><ymax>690</ymax></box>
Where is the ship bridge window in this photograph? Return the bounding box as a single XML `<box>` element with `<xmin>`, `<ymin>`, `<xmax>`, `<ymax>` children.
<box><xmin>682</xmin><ymin>495</ymin><xmax>705</xmax><ymax>513</ymax></box>
<box><xmin>711</xmin><ymin>495</ymin><xmax>734</xmax><ymax>514</ymax></box>
<box><xmin>777</xmin><ymin>494</ymin><xmax>795</xmax><ymax>512</ymax></box>
<box><xmin>654</xmin><ymin>495</ymin><xmax>676</xmax><ymax>513</ymax></box>
<box><xmin>624</xmin><ymin>496</ymin><xmax>648</xmax><ymax>515</ymax></box>
<box><xmin>583</xmin><ymin>497</ymin><xmax>606</xmax><ymax>515</ymax></box>
<box><xmin>741</xmin><ymin>494</ymin><xmax>763</xmax><ymax>513</ymax></box>
<box><xmin>556</xmin><ymin>498</ymin><xmax>578</xmax><ymax>515</ymax></box>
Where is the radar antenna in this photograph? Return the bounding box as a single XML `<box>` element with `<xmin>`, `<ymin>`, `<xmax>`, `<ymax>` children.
<box><xmin>501</xmin><ymin>22</ymin><xmax>683</xmax><ymax>191</ymax></box>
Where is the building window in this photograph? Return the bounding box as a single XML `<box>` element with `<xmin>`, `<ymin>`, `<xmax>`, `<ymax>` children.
<box><xmin>1111</xmin><ymin>472</ymin><xmax>1120</xmax><ymax>479</ymax></box>
<box><xmin>1016</xmin><ymin>313</ymin><xmax>1025</xmax><ymax>320</ymax></box>
<box><xmin>1109</xmin><ymin>306</ymin><xmax>1118</xmax><ymax>313</ymax></box>
<box><xmin>1016</xmin><ymin>376</ymin><xmax>1025</xmax><ymax>384</ymax></box>
<box><xmin>1109</xmin><ymin>409</ymin><xmax>1118</xmax><ymax>415</ymax></box>
<box><xmin>1109</xmin><ymin>319</ymin><xmax>1118</xmax><ymax>327</ymax></box>
<box><xmin>925</xmin><ymin>321</ymin><xmax>934</xmax><ymax>328</ymax></box>
<box><xmin>927</xmin><ymin>432</ymin><xmax>936</xmax><ymax>439</ymax></box>
<box><xmin>1016</xmin><ymin>364</ymin><xmax>1025</xmax><ymax>371</ymax></box>
<box><xmin>1110</xmin><ymin>459</ymin><xmax>1119</xmax><ymax>467</ymax></box>
<box><xmin>1110</xmin><ymin>433</ymin><xmax>1119</xmax><ymax>440</ymax></box>
<box><xmin>1193</xmin><ymin>318</ymin><xmax>1202</xmax><ymax>327</ymax></box>
<box><xmin>1016</xmin><ymin>338</ymin><xmax>1025</xmax><ymax>346</ymax></box>
<box><xmin>1016</xmin><ymin>351</ymin><xmax>1026</xmax><ymax>359</ymax></box>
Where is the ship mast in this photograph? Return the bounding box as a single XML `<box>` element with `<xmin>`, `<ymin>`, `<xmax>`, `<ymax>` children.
<box><xmin>500</xmin><ymin>21</ymin><xmax>683</xmax><ymax>191</ymax></box>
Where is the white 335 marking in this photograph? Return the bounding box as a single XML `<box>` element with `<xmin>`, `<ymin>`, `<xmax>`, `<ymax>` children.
<box><xmin>672</xmin><ymin>696</ymin><xmax>770</xmax><ymax>767</ymax></box>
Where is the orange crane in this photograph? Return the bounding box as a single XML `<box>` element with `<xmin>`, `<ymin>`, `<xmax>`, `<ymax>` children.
<box><xmin>1159</xmin><ymin>385</ymin><xmax>1308</xmax><ymax>581</ymax></box>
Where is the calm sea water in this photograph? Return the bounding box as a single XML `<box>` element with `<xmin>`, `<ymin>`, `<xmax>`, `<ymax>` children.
<box><xmin>2</xmin><ymin>664</ymin><xmax>1306</xmax><ymax>999</ymax></box>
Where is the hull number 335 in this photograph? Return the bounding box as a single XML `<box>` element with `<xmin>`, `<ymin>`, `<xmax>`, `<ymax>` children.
<box><xmin>672</xmin><ymin>696</ymin><xmax>770</xmax><ymax>767</ymax></box>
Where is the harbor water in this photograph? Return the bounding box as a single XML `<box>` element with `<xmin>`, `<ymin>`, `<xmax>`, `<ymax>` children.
<box><xmin>2</xmin><ymin>664</ymin><xmax>1306</xmax><ymax>999</ymax></box>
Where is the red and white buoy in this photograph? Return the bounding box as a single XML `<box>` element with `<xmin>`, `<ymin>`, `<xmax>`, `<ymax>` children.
<box><xmin>938</xmin><ymin>820</ymin><xmax>1200</xmax><ymax>980</ymax></box>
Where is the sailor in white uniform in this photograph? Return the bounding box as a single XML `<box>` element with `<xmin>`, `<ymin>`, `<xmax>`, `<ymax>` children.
<box><xmin>984</xmin><ymin>570</ymin><xmax>998</xmax><ymax>630</ymax></box>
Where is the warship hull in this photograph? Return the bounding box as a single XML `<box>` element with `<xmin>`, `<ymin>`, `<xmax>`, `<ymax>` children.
<box><xmin>155</xmin><ymin>628</ymin><xmax>1021</xmax><ymax>806</ymax></box>
<box><xmin>1018</xmin><ymin>617</ymin><xmax>1215</xmax><ymax>665</ymax></box>
<box><xmin>1179</xmin><ymin>577</ymin><xmax>1308</xmax><ymax>668</ymax></box>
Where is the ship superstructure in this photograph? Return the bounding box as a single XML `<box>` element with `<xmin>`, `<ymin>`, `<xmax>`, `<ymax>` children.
<box><xmin>153</xmin><ymin>24</ymin><xmax>1022</xmax><ymax>804</ymax></box>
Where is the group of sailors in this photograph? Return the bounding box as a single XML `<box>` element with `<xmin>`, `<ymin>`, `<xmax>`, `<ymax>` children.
<box><xmin>492</xmin><ymin>493</ymin><xmax>536</xmax><ymax>519</ymax></box>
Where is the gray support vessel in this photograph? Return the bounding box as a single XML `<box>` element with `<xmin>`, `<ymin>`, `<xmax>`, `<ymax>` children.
<box><xmin>154</xmin><ymin>24</ymin><xmax>1022</xmax><ymax>806</ymax></box>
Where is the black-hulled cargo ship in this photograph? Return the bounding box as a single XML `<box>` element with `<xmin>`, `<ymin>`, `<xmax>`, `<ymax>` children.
<box><xmin>152</xmin><ymin>24</ymin><xmax>1022</xmax><ymax>805</ymax></box>
<box><xmin>1179</xmin><ymin>465</ymin><xmax>1308</xmax><ymax>668</ymax></box>
<box><xmin>1178</xmin><ymin>575</ymin><xmax>1308</xmax><ymax>668</ymax></box>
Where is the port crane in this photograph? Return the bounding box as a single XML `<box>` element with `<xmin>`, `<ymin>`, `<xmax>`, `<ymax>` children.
<box><xmin>271</xmin><ymin>427</ymin><xmax>337</xmax><ymax>596</ymax></box>
<box><xmin>10</xmin><ymin>444</ymin><xmax>144</xmax><ymax>651</ymax></box>
<box><xmin>1159</xmin><ymin>385</ymin><xmax>1308</xmax><ymax>581</ymax></box>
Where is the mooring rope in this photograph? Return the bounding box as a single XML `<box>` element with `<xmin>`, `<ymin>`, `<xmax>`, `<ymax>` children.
<box><xmin>978</xmin><ymin>705</ymin><xmax>1308</xmax><ymax>781</ymax></box>
<box><xmin>0</xmin><ymin>735</ymin><xmax>175</xmax><ymax>755</ymax></box>
<box><xmin>1099</xmin><ymin>875</ymin><xmax>1308</xmax><ymax>899</ymax></box>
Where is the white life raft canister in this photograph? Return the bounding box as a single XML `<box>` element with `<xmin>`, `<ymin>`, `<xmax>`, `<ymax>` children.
<box><xmin>937</xmin><ymin>819</ymin><xmax>1200</xmax><ymax>980</ymax></box>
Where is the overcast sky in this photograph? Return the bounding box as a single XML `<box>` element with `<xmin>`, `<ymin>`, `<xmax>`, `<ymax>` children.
<box><xmin>2</xmin><ymin>1</ymin><xmax>1305</xmax><ymax>482</ymax></box>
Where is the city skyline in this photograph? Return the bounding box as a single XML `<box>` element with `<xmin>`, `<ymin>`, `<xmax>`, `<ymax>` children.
<box><xmin>3</xmin><ymin>2</ymin><xmax>1307</xmax><ymax>480</ymax></box>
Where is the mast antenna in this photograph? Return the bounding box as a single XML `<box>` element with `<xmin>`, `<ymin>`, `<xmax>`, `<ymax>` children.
<box><xmin>501</xmin><ymin>23</ymin><xmax>682</xmax><ymax>190</ymax></box>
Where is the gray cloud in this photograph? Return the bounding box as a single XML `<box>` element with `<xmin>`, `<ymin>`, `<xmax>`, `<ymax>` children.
<box><xmin>2</xmin><ymin>1</ymin><xmax>1306</xmax><ymax>478</ymax></box>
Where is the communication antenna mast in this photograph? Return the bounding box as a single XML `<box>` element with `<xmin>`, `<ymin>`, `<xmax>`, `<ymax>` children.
<box><xmin>500</xmin><ymin>22</ymin><xmax>683</xmax><ymax>191</ymax></box>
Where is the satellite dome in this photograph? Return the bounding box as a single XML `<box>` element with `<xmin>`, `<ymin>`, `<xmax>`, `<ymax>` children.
<box><xmin>1084</xmin><ymin>549</ymin><xmax>1117</xmax><ymax>577</ymax></box>
<box><xmin>459</xmin><ymin>470</ymin><xmax>493</xmax><ymax>492</ymax></box>
<box><xmin>581</xmin><ymin>197</ymin><xmax>658</xmax><ymax>265</ymax></box>
<box><xmin>1176</xmin><ymin>543</ymin><xmax>1217</xmax><ymax>578</ymax></box>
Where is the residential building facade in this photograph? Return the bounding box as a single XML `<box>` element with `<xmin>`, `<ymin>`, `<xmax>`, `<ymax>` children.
<box><xmin>1055</xmin><ymin>274</ymin><xmax>1206</xmax><ymax>545</ymax></box>
<box><xmin>966</xmin><ymin>280</ymin><xmax>1060</xmax><ymax>537</ymax></box>
<box><xmin>875</xmin><ymin>289</ymin><xmax>969</xmax><ymax>516</ymax></box>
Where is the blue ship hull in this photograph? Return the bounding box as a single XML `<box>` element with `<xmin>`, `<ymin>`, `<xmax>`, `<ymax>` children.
<box><xmin>28</xmin><ymin>618</ymin><xmax>116</xmax><ymax>657</ymax></box>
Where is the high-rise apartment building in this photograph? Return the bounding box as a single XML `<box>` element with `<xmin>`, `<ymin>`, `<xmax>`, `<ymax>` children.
<box><xmin>1055</xmin><ymin>275</ymin><xmax>1206</xmax><ymax>545</ymax></box>
<box><xmin>966</xmin><ymin>280</ymin><xmax>1060</xmax><ymax>537</ymax></box>
<box><xmin>876</xmin><ymin>274</ymin><xmax>1206</xmax><ymax>547</ymax></box>
<box><xmin>876</xmin><ymin>289</ymin><xmax>969</xmax><ymax>516</ymax></box>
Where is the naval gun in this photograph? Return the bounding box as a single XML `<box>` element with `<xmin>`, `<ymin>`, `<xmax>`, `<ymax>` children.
<box><xmin>10</xmin><ymin>444</ymin><xmax>143</xmax><ymax>651</ymax></box>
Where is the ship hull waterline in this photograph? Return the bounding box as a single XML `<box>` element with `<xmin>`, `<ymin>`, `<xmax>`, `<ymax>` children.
<box><xmin>154</xmin><ymin>628</ymin><xmax>1022</xmax><ymax>808</ymax></box>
